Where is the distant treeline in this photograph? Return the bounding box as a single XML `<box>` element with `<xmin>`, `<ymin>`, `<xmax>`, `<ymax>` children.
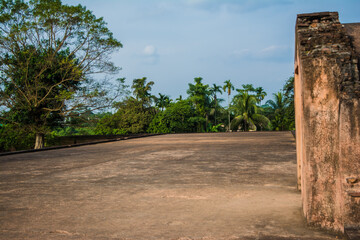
<box><xmin>0</xmin><ymin>76</ymin><xmax>294</xmax><ymax>152</ymax></box>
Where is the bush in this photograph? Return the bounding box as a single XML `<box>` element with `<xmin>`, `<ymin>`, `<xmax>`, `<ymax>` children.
<box><xmin>148</xmin><ymin>100</ymin><xmax>197</xmax><ymax>133</ymax></box>
<box><xmin>96</xmin><ymin>98</ymin><xmax>155</xmax><ymax>134</ymax></box>
<box><xmin>0</xmin><ymin>124</ymin><xmax>35</xmax><ymax>152</ymax></box>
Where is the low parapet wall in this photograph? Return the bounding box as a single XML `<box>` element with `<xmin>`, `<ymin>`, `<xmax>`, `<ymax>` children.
<box><xmin>0</xmin><ymin>133</ymin><xmax>163</xmax><ymax>156</ymax></box>
<box><xmin>295</xmin><ymin>12</ymin><xmax>360</xmax><ymax>232</ymax></box>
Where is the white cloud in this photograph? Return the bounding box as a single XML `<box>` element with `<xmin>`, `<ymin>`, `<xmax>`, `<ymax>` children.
<box><xmin>142</xmin><ymin>45</ymin><xmax>159</xmax><ymax>65</ymax></box>
<box><xmin>143</xmin><ymin>45</ymin><xmax>157</xmax><ymax>56</ymax></box>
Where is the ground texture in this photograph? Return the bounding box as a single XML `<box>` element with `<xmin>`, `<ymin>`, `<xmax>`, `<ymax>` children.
<box><xmin>0</xmin><ymin>132</ymin><xmax>342</xmax><ymax>239</ymax></box>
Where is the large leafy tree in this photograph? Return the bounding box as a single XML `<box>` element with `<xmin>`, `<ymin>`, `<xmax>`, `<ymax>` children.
<box><xmin>131</xmin><ymin>77</ymin><xmax>155</xmax><ymax>108</ymax></box>
<box><xmin>148</xmin><ymin>100</ymin><xmax>197</xmax><ymax>133</ymax></box>
<box><xmin>223</xmin><ymin>79</ymin><xmax>234</xmax><ymax>131</ymax></box>
<box><xmin>0</xmin><ymin>0</ymin><xmax>123</xmax><ymax>148</ymax></box>
<box><xmin>96</xmin><ymin>78</ymin><xmax>156</xmax><ymax>135</ymax></box>
<box><xmin>96</xmin><ymin>97</ymin><xmax>155</xmax><ymax>135</ymax></box>
<box><xmin>187</xmin><ymin>77</ymin><xmax>211</xmax><ymax>132</ymax></box>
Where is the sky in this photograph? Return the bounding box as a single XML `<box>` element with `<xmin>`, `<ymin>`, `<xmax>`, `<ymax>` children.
<box><xmin>64</xmin><ymin>0</ymin><xmax>360</xmax><ymax>102</ymax></box>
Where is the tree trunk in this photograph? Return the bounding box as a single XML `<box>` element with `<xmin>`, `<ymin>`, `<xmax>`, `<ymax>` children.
<box><xmin>34</xmin><ymin>133</ymin><xmax>44</xmax><ymax>149</ymax></box>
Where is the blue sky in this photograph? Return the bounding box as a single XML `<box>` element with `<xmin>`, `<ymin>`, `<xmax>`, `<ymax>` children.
<box><xmin>64</xmin><ymin>0</ymin><xmax>360</xmax><ymax>102</ymax></box>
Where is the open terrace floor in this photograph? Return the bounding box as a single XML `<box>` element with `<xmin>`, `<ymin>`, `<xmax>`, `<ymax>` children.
<box><xmin>0</xmin><ymin>132</ymin><xmax>341</xmax><ymax>239</ymax></box>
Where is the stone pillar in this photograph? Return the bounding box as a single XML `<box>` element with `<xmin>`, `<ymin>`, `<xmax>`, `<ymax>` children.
<box><xmin>295</xmin><ymin>12</ymin><xmax>360</xmax><ymax>232</ymax></box>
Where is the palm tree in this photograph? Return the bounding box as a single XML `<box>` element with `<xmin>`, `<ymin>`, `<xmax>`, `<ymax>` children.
<box><xmin>223</xmin><ymin>80</ymin><xmax>234</xmax><ymax>131</ymax></box>
<box><xmin>266</xmin><ymin>92</ymin><xmax>288</xmax><ymax>130</ymax></box>
<box><xmin>156</xmin><ymin>93</ymin><xmax>171</xmax><ymax>111</ymax></box>
<box><xmin>255</xmin><ymin>87</ymin><xmax>267</xmax><ymax>105</ymax></box>
<box><xmin>209</xmin><ymin>84</ymin><xmax>223</xmax><ymax>125</ymax></box>
<box><xmin>231</xmin><ymin>92</ymin><xmax>269</xmax><ymax>131</ymax></box>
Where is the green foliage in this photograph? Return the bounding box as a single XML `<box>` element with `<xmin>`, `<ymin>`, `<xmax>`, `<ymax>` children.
<box><xmin>209</xmin><ymin>84</ymin><xmax>223</xmax><ymax>125</ymax></box>
<box><xmin>0</xmin><ymin>124</ymin><xmax>35</xmax><ymax>152</ymax></box>
<box><xmin>236</xmin><ymin>84</ymin><xmax>267</xmax><ymax>105</ymax></box>
<box><xmin>231</xmin><ymin>91</ymin><xmax>270</xmax><ymax>131</ymax></box>
<box><xmin>283</xmin><ymin>76</ymin><xmax>295</xmax><ymax>129</ymax></box>
<box><xmin>265</xmin><ymin>92</ymin><xmax>290</xmax><ymax>131</ymax></box>
<box><xmin>0</xmin><ymin>0</ymin><xmax>123</xmax><ymax>148</ymax></box>
<box><xmin>187</xmin><ymin>77</ymin><xmax>210</xmax><ymax>116</ymax></box>
<box><xmin>209</xmin><ymin>123</ymin><xmax>223</xmax><ymax>132</ymax></box>
<box><xmin>50</xmin><ymin>127</ymin><xmax>97</xmax><ymax>137</ymax></box>
<box><xmin>223</xmin><ymin>79</ymin><xmax>235</xmax><ymax>131</ymax></box>
<box><xmin>155</xmin><ymin>93</ymin><xmax>171</xmax><ymax>111</ymax></box>
<box><xmin>255</xmin><ymin>87</ymin><xmax>267</xmax><ymax>105</ymax></box>
<box><xmin>147</xmin><ymin>113</ymin><xmax>170</xmax><ymax>133</ymax></box>
<box><xmin>148</xmin><ymin>100</ymin><xmax>197</xmax><ymax>133</ymax></box>
<box><xmin>96</xmin><ymin>98</ymin><xmax>155</xmax><ymax>134</ymax></box>
<box><xmin>131</xmin><ymin>77</ymin><xmax>155</xmax><ymax>107</ymax></box>
<box><xmin>223</xmin><ymin>80</ymin><xmax>235</xmax><ymax>96</ymax></box>
<box><xmin>187</xmin><ymin>77</ymin><xmax>211</xmax><ymax>132</ymax></box>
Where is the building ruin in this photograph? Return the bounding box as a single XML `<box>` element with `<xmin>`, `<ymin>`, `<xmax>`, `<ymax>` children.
<box><xmin>295</xmin><ymin>12</ymin><xmax>360</xmax><ymax>233</ymax></box>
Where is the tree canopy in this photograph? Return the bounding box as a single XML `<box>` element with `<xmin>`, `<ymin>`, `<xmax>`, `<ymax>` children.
<box><xmin>0</xmin><ymin>0</ymin><xmax>123</xmax><ymax>148</ymax></box>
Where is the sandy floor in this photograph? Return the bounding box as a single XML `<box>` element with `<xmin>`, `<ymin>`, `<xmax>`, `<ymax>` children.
<box><xmin>0</xmin><ymin>132</ymin><xmax>342</xmax><ymax>239</ymax></box>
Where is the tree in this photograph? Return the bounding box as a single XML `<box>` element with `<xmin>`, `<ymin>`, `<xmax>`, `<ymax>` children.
<box><xmin>282</xmin><ymin>76</ymin><xmax>295</xmax><ymax>129</ymax></box>
<box><xmin>148</xmin><ymin>100</ymin><xmax>197</xmax><ymax>133</ymax></box>
<box><xmin>155</xmin><ymin>93</ymin><xmax>171</xmax><ymax>111</ymax></box>
<box><xmin>131</xmin><ymin>77</ymin><xmax>155</xmax><ymax>107</ymax></box>
<box><xmin>209</xmin><ymin>84</ymin><xmax>222</xmax><ymax>125</ymax></box>
<box><xmin>176</xmin><ymin>95</ymin><xmax>183</xmax><ymax>102</ymax></box>
<box><xmin>223</xmin><ymin>80</ymin><xmax>234</xmax><ymax>131</ymax></box>
<box><xmin>235</xmin><ymin>84</ymin><xmax>267</xmax><ymax>105</ymax></box>
<box><xmin>255</xmin><ymin>87</ymin><xmax>267</xmax><ymax>105</ymax></box>
<box><xmin>238</xmin><ymin>84</ymin><xmax>255</xmax><ymax>93</ymax></box>
<box><xmin>231</xmin><ymin>92</ymin><xmax>269</xmax><ymax>131</ymax></box>
<box><xmin>265</xmin><ymin>92</ymin><xmax>289</xmax><ymax>131</ymax></box>
<box><xmin>0</xmin><ymin>0</ymin><xmax>123</xmax><ymax>149</ymax></box>
<box><xmin>187</xmin><ymin>77</ymin><xmax>210</xmax><ymax>132</ymax></box>
<box><xmin>96</xmin><ymin>97</ymin><xmax>155</xmax><ymax>135</ymax></box>
<box><xmin>97</xmin><ymin>78</ymin><xmax>157</xmax><ymax>135</ymax></box>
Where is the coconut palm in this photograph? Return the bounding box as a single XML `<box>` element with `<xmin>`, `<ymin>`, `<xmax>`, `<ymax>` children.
<box><xmin>223</xmin><ymin>80</ymin><xmax>234</xmax><ymax>131</ymax></box>
<box><xmin>231</xmin><ymin>92</ymin><xmax>269</xmax><ymax>131</ymax></box>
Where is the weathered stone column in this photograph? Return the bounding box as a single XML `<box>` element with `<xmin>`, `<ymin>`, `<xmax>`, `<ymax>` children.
<box><xmin>295</xmin><ymin>12</ymin><xmax>360</xmax><ymax>232</ymax></box>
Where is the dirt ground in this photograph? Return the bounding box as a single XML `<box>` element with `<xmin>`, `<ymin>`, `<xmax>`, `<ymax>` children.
<box><xmin>0</xmin><ymin>132</ymin><xmax>343</xmax><ymax>240</ymax></box>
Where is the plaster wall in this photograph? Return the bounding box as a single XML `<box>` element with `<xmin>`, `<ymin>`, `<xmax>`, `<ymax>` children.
<box><xmin>295</xmin><ymin>12</ymin><xmax>360</xmax><ymax>232</ymax></box>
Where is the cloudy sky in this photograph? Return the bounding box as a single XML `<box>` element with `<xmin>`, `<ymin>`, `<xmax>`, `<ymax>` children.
<box><xmin>64</xmin><ymin>0</ymin><xmax>360</xmax><ymax>102</ymax></box>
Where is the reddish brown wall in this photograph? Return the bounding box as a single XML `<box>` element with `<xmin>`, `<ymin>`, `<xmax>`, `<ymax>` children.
<box><xmin>295</xmin><ymin>12</ymin><xmax>360</xmax><ymax>232</ymax></box>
